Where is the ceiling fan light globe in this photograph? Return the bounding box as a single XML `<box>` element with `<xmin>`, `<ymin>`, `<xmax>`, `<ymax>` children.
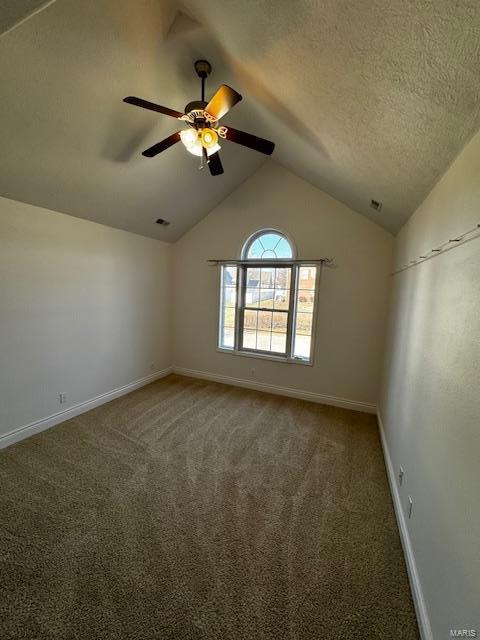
<box><xmin>201</xmin><ymin>128</ymin><xmax>218</xmax><ymax>149</ymax></box>
<box><xmin>206</xmin><ymin>142</ymin><xmax>221</xmax><ymax>156</ymax></box>
<box><xmin>180</xmin><ymin>128</ymin><xmax>198</xmax><ymax>149</ymax></box>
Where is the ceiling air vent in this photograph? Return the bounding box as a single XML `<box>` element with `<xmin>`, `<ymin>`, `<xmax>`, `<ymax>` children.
<box><xmin>156</xmin><ymin>218</ymin><xmax>170</xmax><ymax>226</ymax></box>
<box><xmin>370</xmin><ymin>199</ymin><xmax>383</xmax><ymax>212</ymax></box>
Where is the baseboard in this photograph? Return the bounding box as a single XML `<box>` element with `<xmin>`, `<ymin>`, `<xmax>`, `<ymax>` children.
<box><xmin>0</xmin><ymin>367</ymin><xmax>173</xmax><ymax>449</ymax></box>
<box><xmin>172</xmin><ymin>366</ymin><xmax>376</xmax><ymax>414</ymax></box>
<box><xmin>377</xmin><ymin>409</ymin><xmax>433</xmax><ymax>640</ymax></box>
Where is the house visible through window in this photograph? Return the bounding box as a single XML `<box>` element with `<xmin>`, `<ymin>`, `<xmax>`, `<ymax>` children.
<box><xmin>218</xmin><ymin>230</ymin><xmax>318</xmax><ymax>363</ymax></box>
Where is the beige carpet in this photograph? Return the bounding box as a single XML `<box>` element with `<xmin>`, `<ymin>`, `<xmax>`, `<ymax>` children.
<box><xmin>0</xmin><ymin>374</ymin><xmax>419</xmax><ymax>639</ymax></box>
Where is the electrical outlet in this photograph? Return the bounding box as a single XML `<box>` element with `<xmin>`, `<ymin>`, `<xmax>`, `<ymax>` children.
<box><xmin>399</xmin><ymin>466</ymin><xmax>405</xmax><ymax>486</ymax></box>
<box><xmin>408</xmin><ymin>495</ymin><xmax>414</xmax><ymax>519</ymax></box>
<box><xmin>59</xmin><ymin>393</ymin><xmax>67</xmax><ymax>404</ymax></box>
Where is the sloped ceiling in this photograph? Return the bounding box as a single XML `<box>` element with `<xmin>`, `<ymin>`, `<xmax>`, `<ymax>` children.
<box><xmin>1</xmin><ymin>1</ymin><xmax>480</xmax><ymax>241</ymax></box>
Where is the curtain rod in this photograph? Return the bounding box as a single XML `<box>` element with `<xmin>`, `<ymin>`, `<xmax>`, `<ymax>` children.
<box><xmin>207</xmin><ymin>258</ymin><xmax>334</xmax><ymax>266</ymax></box>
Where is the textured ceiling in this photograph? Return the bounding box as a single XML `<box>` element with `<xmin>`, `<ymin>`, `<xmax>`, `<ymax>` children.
<box><xmin>1</xmin><ymin>1</ymin><xmax>480</xmax><ymax>240</ymax></box>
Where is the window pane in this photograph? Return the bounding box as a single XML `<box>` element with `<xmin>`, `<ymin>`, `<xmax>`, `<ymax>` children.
<box><xmin>275</xmin><ymin>237</ymin><xmax>293</xmax><ymax>259</ymax></box>
<box><xmin>246</xmin><ymin>267</ymin><xmax>260</xmax><ymax>288</ymax></box>
<box><xmin>223</xmin><ymin>287</ymin><xmax>236</xmax><ymax>307</ymax></box>
<box><xmin>219</xmin><ymin>265</ymin><xmax>237</xmax><ymax>350</ymax></box>
<box><xmin>273</xmin><ymin>265</ymin><xmax>292</xmax><ymax>312</ymax></box>
<box><xmin>257</xmin><ymin>310</ymin><xmax>272</xmax><ymax>332</ymax></box>
<box><xmin>256</xmin><ymin>331</ymin><xmax>271</xmax><ymax>351</ymax></box>
<box><xmin>272</xmin><ymin>311</ymin><xmax>287</xmax><ymax>333</ymax></box>
<box><xmin>295</xmin><ymin>312</ymin><xmax>313</xmax><ymax>334</ymax></box>
<box><xmin>244</xmin><ymin>309</ymin><xmax>258</xmax><ymax>330</ymax></box>
<box><xmin>271</xmin><ymin>311</ymin><xmax>287</xmax><ymax>354</ymax></box>
<box><xmin>258</xmin><ymin>233</ymin><xmax>280</xmax><ymax>251</ymax></box>
<box><xmin>271</xmin><ymin>332</ymin><xmax>287</xmax><ymax>353</ymax></box>
<box><xmin>296</xmin><ymin>289</ymin><xmax>315</xmax><ymax>313</ymax></box>
<box><xmin>275</xmin><ymin>267</ymin><xmax>291</xmax><ymax>289</ymax></box>
<box><xmin>293</xmin><ymin>333</ymin><xmax>311</xmax><ymax>359</ymax></box>
<box><xmin>260</xmin><ymin>268</ymin><xmax>275</xmax><ymax>288</ymax></box>
<box><xmin>245</xmin><ymin>287</ymin><xmax>259</xmax><ymax>308</ymax></box>
<box><xmin>273</xmin><ymin>289</ymin><xmax>289</xmax><ymax>310</ymax></box>
<box><xmin>298</xmin><ymin>266</ymin><xmax>316</xmax><ymax>290</ymax></box>
<box><xmin>243</xmin><ymin>329</ymin><xmax>257</xmax><ymax>349</ymax></box>
<box><xmin>222</xmin><ymin>326</ymin><xmax>235</xmax><ymax>348</ymax></box>
<box><xmin>247</xmin><ymin>239</ymin><xmax>263</xmax><ymax>259</ymax></box>
<box><xmin>242</xmin><ymin>309</ymin><xmax>258</xmax><ymax>349</ymax></box>
<box><xmin>259</xmin><ymin>289</ymin><xmax>274</xmax><ymax>308</ymax></box>
<box><xmin>222</xmin><ymin>304</ymin><xmax>235</xmax><ymax>330</ymax></box>
<box><xmin>261</xmin><ymin>249</ymin><xmax>277</xmax><ymax>259</ymax></box>
<box><xmin>223</xmin><ymin>266</ymin><xmax>237</xmax><ymax>286</ymax></box>
<box><xmin>293</xmin><ymin>312</ymin><xmax>313</xmax><ymax>359</ymax></box>
<box><xmin>256</xmin><ymin>310</ymin><xmax>272</xmax><ymax>352</ymax></box>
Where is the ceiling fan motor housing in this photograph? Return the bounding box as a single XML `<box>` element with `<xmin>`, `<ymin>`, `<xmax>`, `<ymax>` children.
<box><xmin>184</xmin><ymin>100</ymin><xmax>207</xmax><ymax>116</ymax></box>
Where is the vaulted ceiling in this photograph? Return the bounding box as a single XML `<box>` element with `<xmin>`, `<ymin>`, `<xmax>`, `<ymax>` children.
<box><xmin>1</xmin><ymin>0</ymin><xmax>480</xmax><ymax>241</ymax></box>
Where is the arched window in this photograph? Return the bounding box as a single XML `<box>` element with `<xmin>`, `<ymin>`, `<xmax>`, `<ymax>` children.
<box><xmin>242</xmin><ymin>230</ymin><xmax>294</xmax><ymax>260</ymax></box>
<box><xmin>218</xmin><ymin>229</ymin><xmax>318</xmax><ymax>363</ymax></box>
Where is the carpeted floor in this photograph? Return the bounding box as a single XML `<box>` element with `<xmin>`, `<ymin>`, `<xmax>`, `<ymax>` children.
<box><xmin>0</xmin><ymin>374</ymin><xmax>419</xmax><ymax>639</ymax></box>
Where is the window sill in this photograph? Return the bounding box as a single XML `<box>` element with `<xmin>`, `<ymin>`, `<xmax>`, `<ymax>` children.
<box><xmin>216</xmin><ymin>347</ymin><xmax>313</xmax><ymax>366</ymax></box>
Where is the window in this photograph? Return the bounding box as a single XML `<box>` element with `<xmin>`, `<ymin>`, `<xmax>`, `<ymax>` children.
<box><xmin>218</xmin><ymin>230</ymin><xmax>318</xmax><ymax>363</ymax></box>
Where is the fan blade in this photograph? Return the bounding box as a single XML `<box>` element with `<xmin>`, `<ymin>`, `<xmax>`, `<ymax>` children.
<box><xmin>205</xmin><ymin>84</ymin><xmax>242</xmax><ymax>120</ymax></box>
<box><xmin>223</xmin><ymin>126</ymin><xmax>275</xmax><ymax>155</ymax></box>
<box><xmin>124</xmin><ymin>96</ymin><xmax>183</xmax><ymax>119</ymax></box>
<box><xmin>208</xmin><ymin>152</ymin><xmax>224</xmax><ymax>176</ymax></box>
<box><xmin>142</xmin><ymin>131</ymin><xmax>181</xmax><ymax>157</ymax></box>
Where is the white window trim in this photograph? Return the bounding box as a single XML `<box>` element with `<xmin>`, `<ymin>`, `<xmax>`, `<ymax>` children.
<box><xmin>217</xmin><ymin>258</ymin><xmax>321</xmax><ymax>366</ymax></box>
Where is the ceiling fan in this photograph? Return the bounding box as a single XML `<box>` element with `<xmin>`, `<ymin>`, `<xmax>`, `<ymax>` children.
<box><xmin>123</xmin><ymin>59</ymin><xmax>275</xmax><ymax>176</ymax></box>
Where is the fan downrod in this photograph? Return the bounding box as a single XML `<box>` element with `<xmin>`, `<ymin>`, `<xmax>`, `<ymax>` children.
<box><xmin>194</xmin><ymin>59</ymin><xmax>212</xmax><ymax>102</ymax></box>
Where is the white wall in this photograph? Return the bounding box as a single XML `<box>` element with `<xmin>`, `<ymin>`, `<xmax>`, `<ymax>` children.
<box><xmin>172</xmin><ymin>161</ymin><xmax>393</xmax><ymax>407</ymax></box>
<box><xmin>380</xmin><ymin>132</ymin><xmax>480</xmax><ymax>638</ymax></box>
<box><xmin>0</xmin><ymin>197</ymin><xmax>171</xmax><ymax>440</ymax></box>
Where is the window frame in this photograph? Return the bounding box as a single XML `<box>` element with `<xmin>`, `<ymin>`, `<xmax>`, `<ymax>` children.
<box><xmin>217</xmin><ymin>231</ymin><xmax>320</xmax><ymax>365</ymax></box>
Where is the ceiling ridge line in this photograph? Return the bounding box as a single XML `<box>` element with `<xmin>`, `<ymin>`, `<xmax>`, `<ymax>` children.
<box><xmin>0</xmin><ymin>0</ymin><xmax>57</xmax><ymax>40</ymax></box>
